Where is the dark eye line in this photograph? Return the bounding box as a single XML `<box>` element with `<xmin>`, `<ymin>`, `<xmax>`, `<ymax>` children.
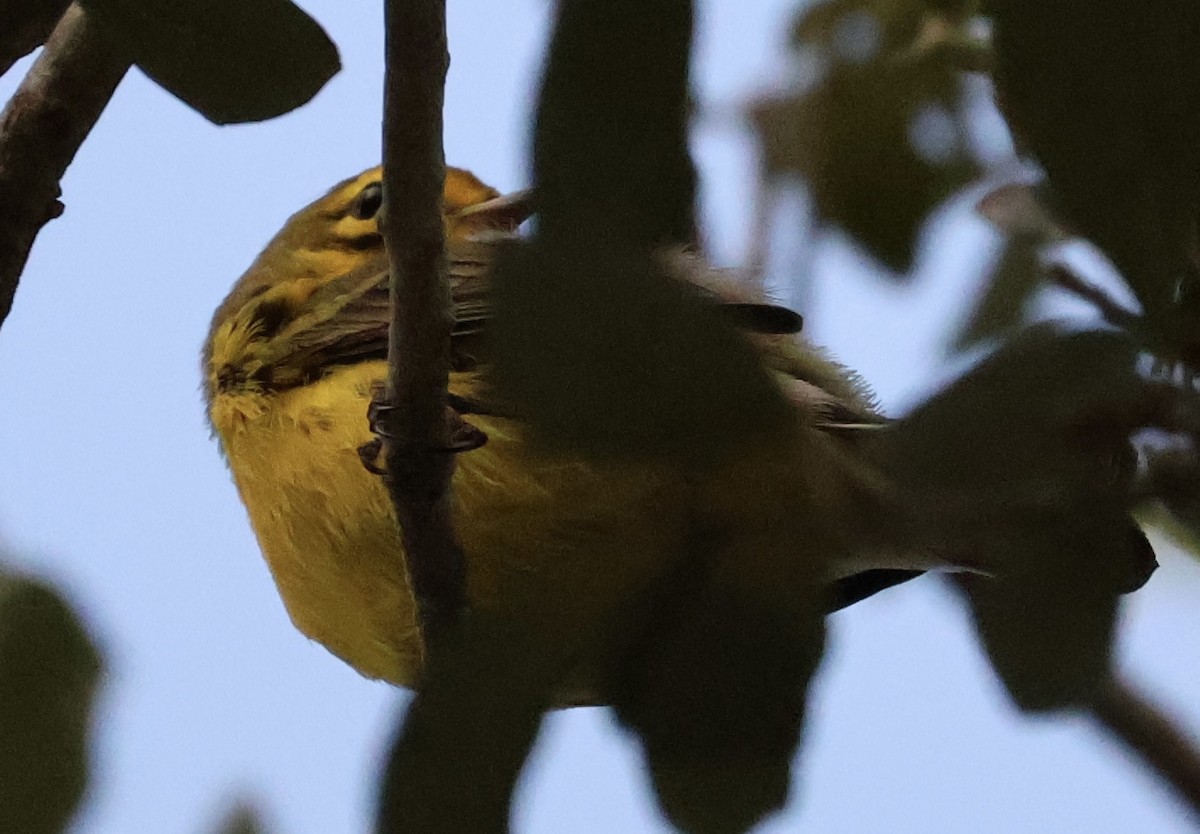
<box><xmin>332</xmin><ymin>231</ymin><xmax>384</xmax><ymax>252</ymax></box>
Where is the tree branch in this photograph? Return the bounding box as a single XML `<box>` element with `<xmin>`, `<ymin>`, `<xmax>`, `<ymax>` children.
<box><xmin>1090</xmin><ymin>674</ymin><xmax>1200</xmax><ymax>820</ymax></box>
<box><xmin>376</xmin><ymin>0</ymin><xmax>464</xmax><ymax>633</ymax></box>
<box><xmin>0</xmin><ymin>3</ymin><xmax>129</xmax><ymax>332</ymax></box>
<box><xmin>375</xmin><ymin>7</ymin><xmax>514</xmax><ymax>832</ymax></box>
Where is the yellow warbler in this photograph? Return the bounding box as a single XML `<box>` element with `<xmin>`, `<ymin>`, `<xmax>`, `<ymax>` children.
<box><xmin>203</xmin><ymin>165</ymin><xmax>918</xmax><ymax>693</ymax></box>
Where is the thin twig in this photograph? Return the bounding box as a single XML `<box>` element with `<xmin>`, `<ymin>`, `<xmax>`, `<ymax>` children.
<box><xmin>1090</xmin><ymin>674</ymin><xmax>1200</xmax><ymax>820</ymax></box>
<box><xmin>375</xmin><ymin>8</ymin><xmax>524</xmax><ymax>830</ymax></box>
<box><xmin>378</xmin><ymin>0</ymin><xmax>462</xmax><ymax>630</ymax></box>
<box><xmin>1047</xmin><ymin>263</ymin><xmax>1140</xmax><ymax>331</ymax></box>
<box><xmin>0</xmin><ymin>3</ymin><xmax>129</xmax><ymax>331</ymax></box>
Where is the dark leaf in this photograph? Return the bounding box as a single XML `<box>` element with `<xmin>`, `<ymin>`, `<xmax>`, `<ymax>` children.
<box><xmin>955</xmin><ymin>518</ymin><xmax>1153</xmax><ymax>713</ymax></box>
<box><xmin>0</xmin><ymin>570</ymin><xmax>103</xmax><ymax>834</ymax></box>
<box><xmin>0</xmin><ymin>0</ymin><xmax>71</xmax><ymax>77</ymax></box>
<box><xmin>989</xmin><ymin>0</ymin><xmax>1200</xmax><ymax>356</ymax></box>
<box><xmin>375</xmin><ymin>614</ymin><xmax>550</xmax><ymax>834</ymax></box>
<box><xmin>871</xmin><ymin>326</ymin><xmax>1161</xmax><ymax>710</ymax></box>
<box><xmin>607</xmin><ymin>450</ymin><xmax>830</xmax><ymax>834</ymax></box>
<box><xmin>613</xmin><ymin>592</ymin><xmax>818</xmax><ymax>834</ymax></box>
<box><xmin>875</xmin><ymin>326</ymin><xmax>1151</xmax><ymax>511</ymax></box>
<box><xmin>215</xmin><ymin>802</ymin><xmax>268</xmax><ymax>834</ymax></box>
<box><xmin>752</xmin><ymin>46</ymin><xmax>977</xmax><ymax>273</ymax></box>
<box><xmin>489</xmin><ymin>242</ymin><xmax>793</xmax><ymax>465</ymax></box>
<box><xmin>613</xmin><ymin>589</ymin><xmax>825</xmax><ymax>834</ymax></box>
<box><xmin>532</xmin><ymin>0</ymin><xmax>695</xmax><ymax>250</ymax></box>
<box><xmin>79</xmin><ymin>0</ymin><xmax>339</xmax><ymax>124</ymax></box>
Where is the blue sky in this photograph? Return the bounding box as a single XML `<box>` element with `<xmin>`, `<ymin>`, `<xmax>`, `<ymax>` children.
<box><xmin>1</xmin><ymin>2</ymin><xmax>1199</xmax><ymax>833</ymax></box>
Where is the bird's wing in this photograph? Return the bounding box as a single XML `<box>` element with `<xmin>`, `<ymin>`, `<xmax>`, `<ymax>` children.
<box><xmin>251</xmin><ymin>232</ymin><xmax>811</xmax><ymax>389</ymax></box>
<box><xmin>237</xmin><ymin>239</ymin><xmax>501</xmax><ymax>390</ymax></box>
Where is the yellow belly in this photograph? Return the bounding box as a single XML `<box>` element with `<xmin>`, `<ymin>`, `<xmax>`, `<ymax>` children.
<box><xmin>210</xmin><ymin>360</ymin><xmax>701</xmax><ymax>689</ymax></box>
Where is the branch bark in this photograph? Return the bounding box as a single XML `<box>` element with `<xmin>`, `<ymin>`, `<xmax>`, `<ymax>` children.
<box><xmin>375</xmin><ymin>3</ymin><xmax>514</xmax><ymax>831</ymax></box>
<box><xmin>376</xmin><ymin>0</ymin><xmax>464</xmax><ymax>632</ymax></box>
<box><xmin>1090</xmin><ymin>674</ymin><xmax>1200</xmax><ymax>821</ymax></box>
<box><xmin>0</xmin><ymin>3</ymin><xmax>129</xmax><ymax>332</ymax></box>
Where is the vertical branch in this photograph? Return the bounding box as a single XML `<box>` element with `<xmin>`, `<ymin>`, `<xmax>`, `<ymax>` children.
<box><xmin>0</xmin><ymin>3</ymin><xmax>129</xmax><ymax>332</ymax></box>
<box><xmin>378</xmin><ymin>0</ymin><xmax>464</xmax><ymax>629</ymax></box>
<box><xmin>376</xmin><ymin>11</ymin><xmax>541</xmax><ymax>830</ymax></box>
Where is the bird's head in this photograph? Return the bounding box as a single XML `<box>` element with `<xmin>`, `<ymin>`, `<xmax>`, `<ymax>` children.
<box><xmin>212</xmin><ymin>165</ymin><xmax>531</xmax><ymax>332</ymax></box>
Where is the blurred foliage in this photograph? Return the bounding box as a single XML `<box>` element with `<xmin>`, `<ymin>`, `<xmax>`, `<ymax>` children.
<box><xmin>0</xmin><ymin>0</ymin><xmax>71</xmax><ymax>77</ymax></box>
<box><xmin>381</xmin><ymin>0</ymin><xmax>1200</xmax><ymax>829</ymax></box>
<box><xmin>605</xmin><ymin>504</ymin><xmax>827</xmax><ymax>834</ymax></box>
<box><xmin>974</xmin><ymin>0</ymin><xmax>1200</xmax><ymax>563</ymax></box>
<box><xmin>505</xmin><ymin>2</ymin><xmax>829</xmax><ymax>830</ymax></box>
<box><xmin>0</xmin><ymin>567</ymin><xmax>102</xmax><ymax>834</ymax></box>
<box><xmin>989</xmin><ymin>0</ymin><xmax>1200</xmax><ymax>360</ymax></box>
<box><xmin>495</xmin><ymin>0</ymin><xmax>795</xmax><ymax>465</ymax></box>
<box><xmin>531</xmin><ymin>0</ymin><xmax>696</xmax><ymax>250</ymax></box>
<box><xmin>78</xmin><ymin>0</ymin><xmax>339</xmax><ymax>124</ymax></box>
<box><xmin>751</xmin><ymin>0</ymin><xmax>984</xmax><ymax>273</ymax></box>
<box><xmin>387</xmin><ymin>2</ymin><xmax>832</xmax><ymax>832</ymax></box>
<box><xmin>963</xmin><ymin>180</ymin><xmax>1074</xmax><ymax>350</ymax></box>
<box><xmin>0</xmin><ymin>563</ymin><xmax>281</xmax><ymax>834</ymax></box>
<box><xmin>214</xmin><ymin>800</ymin><xmax>270</xmax><ymax>834</ymax></box>
<box><xmin>376</xmin><ymin>604</ymin><xmax>575</xmax><ymax>834</ymax></box>
<box><xmin>491</xmin><ymin>244</ymin><xmax>793</xmax><ymax>465</ymax></box>
<box><xmin>975</xmin><ymin>181</ymin><xmax>1066</xmax><ymax>243</ymax></box>
<box><xmin>871</xmin><ymin>327</ymin><xmax>1159</xmax><ymax>709</ymax></box>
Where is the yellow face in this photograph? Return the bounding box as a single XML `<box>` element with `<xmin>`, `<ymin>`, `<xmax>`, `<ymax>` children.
<box><xmin>266</xmin><ymin>164</ymin><xmax>503</xmax><ymax>261</ymax></box>
<box><xmin>210</xmin><ymin>166</ymin><xmax>504</xmax><ymax>334</ymax></box>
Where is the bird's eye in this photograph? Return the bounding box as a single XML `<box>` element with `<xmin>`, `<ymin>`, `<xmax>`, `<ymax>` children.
<box><xmin>351</xmin><ymin>182</ymin><xmax>383</xmax><ymax>220</ymax></box>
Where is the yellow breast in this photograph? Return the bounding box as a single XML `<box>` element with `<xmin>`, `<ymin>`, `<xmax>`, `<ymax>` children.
<box><xmin>209</xmin><ymin>359</ymin><xmax>701</xmax><ymax>689</ymax></box>
<box><xmin>211</xmin><ymin>361</ymin><xmax>423</xmax><ymax>683</ymax></box>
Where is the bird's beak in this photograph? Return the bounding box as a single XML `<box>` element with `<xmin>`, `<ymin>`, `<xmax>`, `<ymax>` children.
<box><xmin>451</xmin><ymin>188</ymin><xmax>536</xmax><ymax>233</ymax></box>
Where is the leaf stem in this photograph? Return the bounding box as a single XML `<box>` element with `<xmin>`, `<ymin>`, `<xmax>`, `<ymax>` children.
<box><xmin>378</xmin><ymin>0</ymin><xmax>465</xmax><ymax>632</ymax></box>
<box><xmin>1090</xmin><ymin>673</ymin><xmax>1200</xmax><ymax>820</ymax></box>
<box><xmin>1047</xmin><ymin>263</ymin><xmax>1140</xmax><ymax>331</ymax></box>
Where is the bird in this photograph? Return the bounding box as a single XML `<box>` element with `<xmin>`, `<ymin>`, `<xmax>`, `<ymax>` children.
<box><xmin>203</xmin><ymin>164</ymin><xmax>924</xmax><ymax>695</ymax></box>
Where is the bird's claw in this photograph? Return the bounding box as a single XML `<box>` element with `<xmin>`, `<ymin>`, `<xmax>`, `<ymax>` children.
<box><xmin>358</xmin><ymin>384</ymin><xmax>488</xmax><ymax>478</ymax></box>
